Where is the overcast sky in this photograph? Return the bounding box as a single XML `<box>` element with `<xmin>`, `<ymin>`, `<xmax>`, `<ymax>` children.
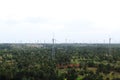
<box><xmin>0</xmin><ymin>0</ymin><xmax>120</xmax><ymax>43</ymax></box>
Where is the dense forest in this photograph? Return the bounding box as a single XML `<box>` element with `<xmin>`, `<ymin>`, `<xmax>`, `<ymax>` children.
<box><xmin>0</xmin><ymin>43</ymin><xmax>120</xmax><ymax>80</ymax></box>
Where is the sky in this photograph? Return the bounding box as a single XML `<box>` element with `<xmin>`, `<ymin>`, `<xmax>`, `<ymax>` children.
<box><xmin>0</xmin><ymin>0</ymin><xmax>120</xmax><ymax>43</ymax></box>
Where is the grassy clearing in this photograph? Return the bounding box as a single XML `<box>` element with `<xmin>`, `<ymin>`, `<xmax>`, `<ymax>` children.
<box><xmin>87</xmin><ymin>67</ymin><xmax>97</xmax><ymax>73</ymax></box>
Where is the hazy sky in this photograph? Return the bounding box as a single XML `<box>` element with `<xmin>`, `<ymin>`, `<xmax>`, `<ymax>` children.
<box><xmin>0</xmin><ymin>0</ymin><xmax>120</xmax><ymax>43</ymax></box>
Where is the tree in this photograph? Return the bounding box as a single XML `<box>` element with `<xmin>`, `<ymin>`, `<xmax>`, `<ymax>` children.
<box><xmin>66</xmin><ymin>68</ymin><xmax>78</xmax><ymax>80</ymax></box>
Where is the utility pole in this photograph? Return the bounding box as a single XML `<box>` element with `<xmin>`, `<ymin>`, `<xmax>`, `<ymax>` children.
<box><xmin>65</xmin><ymin>39</ymin><xmax>67</xmax><ymax>43</ymax></box>
<box><xmin>108</xmin><ymin>38</ymin><xmax>111</xmax><ymax>56</ymax></box>
<box><xmin>43</xmin><ymin>40</ymin><xmax>46</xmax><ymax>48</ymax></box>
<box><xmin>52</xmin><ymin>37</ymin><xmax>55</xmax><ymax>60</ymax></box>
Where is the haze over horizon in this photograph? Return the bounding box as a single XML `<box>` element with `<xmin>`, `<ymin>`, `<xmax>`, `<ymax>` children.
<box><xmin>0</xmin><ymin>0</ymin><xmax>120</xmax><ymax>43</ymax></box>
